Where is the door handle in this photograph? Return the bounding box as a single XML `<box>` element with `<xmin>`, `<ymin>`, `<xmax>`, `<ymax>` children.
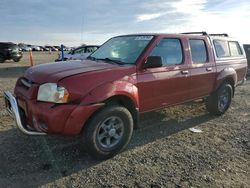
<box><xmin>181</xmin><ymin>70</ymin><xmax>189</xmax><ymax>75</ymax></box>
<box><xmin>206</xmin><ymin>67</ymin><xmax>212</xmax><ymax>72</ymax></box>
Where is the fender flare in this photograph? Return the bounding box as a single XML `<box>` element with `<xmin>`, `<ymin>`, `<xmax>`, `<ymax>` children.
<box><xmin>62</xmin><ymin>80</ymin><xmax>139</xmax><ymax>135</ymax></box>
<box><xmin>215</xmin><ymin>67</ymin><xmax>237</xmax><ymax>90</ymax></box>
<box><xmin>80</xmin><ymin>80</ymin><xmax>139</xmax><ymax>108</ymax></box>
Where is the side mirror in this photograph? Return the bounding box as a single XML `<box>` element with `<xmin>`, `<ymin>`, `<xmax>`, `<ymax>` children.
<box><xmin>143</xmin><ymin>56</ymin><xmax>163</xmax><ymax>69</ymax></box>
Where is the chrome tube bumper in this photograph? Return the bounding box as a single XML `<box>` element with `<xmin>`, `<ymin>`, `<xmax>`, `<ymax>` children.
<box><xmin>4</xmin><ymin>91</ymin><xmax>46</xmax><ymax>135</ymax></box>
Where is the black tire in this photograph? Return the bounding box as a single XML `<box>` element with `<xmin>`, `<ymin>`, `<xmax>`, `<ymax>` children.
<box><xmin>83</xmin><ymin>105</ymin><xmax>133</xmax><ymax>159</ymax></box>
<box><xmin>206</xmin><ymin>83</ymin><xmax>233</xmax><ymax>115</ymax></box>
<box><xmin>13</xmin><ymin>58</ymin><xmax>21</xmax><ymax>62</ymax></box>
<box><xmin>0</xmin><ymin>55</ymin><xmax>5</xmax><ymax>63</ymax></box>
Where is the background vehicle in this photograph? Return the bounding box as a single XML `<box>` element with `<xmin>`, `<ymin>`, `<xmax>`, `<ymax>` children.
<box><xmin>53</xmin><ymin>46</ymin><xmax>61</xmax><ymax>51</ymax></box>
<box><xmin>44</xmin><ymin>45</ymin><xmax>58</xmax><ymax>51</ymax></box>
<box><xmin>18</xmin><ymin>43</ymin><xmax>32</xmax><ymax>51</ymax></box>
<box><xmin>31</xmin><ymin>45</ymin><xmax>41</xmax><ymax>51</ymax></box>
<box><xmin>56</xmin><ymin>45</ymin><xmax>99</xmax><ymax>61</ymax></box>
<box><xmin>4</xmin><ymin>32</ymin><xmax>247</xmax><ymax>159</ymax></box>
<box><xmin>243</xmin><ymin>44</ymin><xmax>250</xmax><ymax>75</ymax></box>
<box><xmin>0</xmin><ymin>42</ymin><xmax>22</xmax><ymax>63</ymax></box>
<box><xmin>38</xmin><ymin>46</ymin><xmax>45</xmax><ymax>51</ymax></box>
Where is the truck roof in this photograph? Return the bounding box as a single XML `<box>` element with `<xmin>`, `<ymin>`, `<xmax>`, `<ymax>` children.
<box><xmin>116</xmin><ymin>32</ymin><xmax>234</xmax><ymax>39</ymax></box>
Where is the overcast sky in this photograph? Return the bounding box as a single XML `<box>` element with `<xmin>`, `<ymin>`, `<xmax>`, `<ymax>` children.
<box><xmin>1</xmin><ymin>0</ymin><xmax>249</xmax><ymax>46</ymax></box>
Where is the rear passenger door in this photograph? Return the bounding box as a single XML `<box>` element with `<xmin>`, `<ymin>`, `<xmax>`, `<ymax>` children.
<box><xmin>188</xmin><ymin>37</ymin><xmax>216</xmax><ymax>98</ymax></box>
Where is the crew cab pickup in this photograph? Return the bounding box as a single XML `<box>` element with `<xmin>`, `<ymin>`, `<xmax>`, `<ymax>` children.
<box><xmin>4</xmin><ymin>32</ymin><xmax>248</xmax><ymax>159</ymax></box>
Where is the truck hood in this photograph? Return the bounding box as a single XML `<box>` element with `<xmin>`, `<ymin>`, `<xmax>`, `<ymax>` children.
<box><xmin>24</xmin><ymin>60</ymin><xmax>122</xmax><ymax>84</ymax></box>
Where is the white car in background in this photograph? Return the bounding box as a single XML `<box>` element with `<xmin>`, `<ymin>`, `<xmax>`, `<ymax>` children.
<box><xmin>31</xmin><ymin>45</ymin><xmax>41</xmax><ymax>51</ymax></box>
<box><xmin>56</xmin><ymin>45</ymin><xmax>99</xmax><ymax>61</ymax></box>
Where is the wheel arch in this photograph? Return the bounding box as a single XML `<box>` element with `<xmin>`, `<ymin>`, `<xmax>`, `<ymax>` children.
<box><xmin>104</xmin><ymin>95</ymin><xmax>139</xmax><ymax>128</ymax></box>
<box><xmin>79</xmin><ymin>80</ymin><xmax>139</xmax><ymax>128</ymax></box>
<box><xmin>215</xmin><ymin>67</ymin><xmax>237</xmax><ymax>96</ymax></box>
<box><xmin>81</xmin><ymin>94</ymin><xmax>139</xmax><ymax>135</ymax></box>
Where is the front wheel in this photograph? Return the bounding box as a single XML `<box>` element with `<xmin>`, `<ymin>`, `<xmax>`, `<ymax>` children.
<box><xmin>13</xmin><ymin>58</ymin><xmax>21</xmax><ymax>62</ymax></box>
<box><xmin>82</xmin><ymin>105</ymin><xmax>133</xmax><ymax>159</ymax></box>
<box><xmin>206</xmin><ymin>83</ymin><xmax>233</xmax><ymax>115</ymax></box>
<box><xmin>0</xmin><ymin>55</ymin><xmax>5</xmax><ymax>63</ymax></box>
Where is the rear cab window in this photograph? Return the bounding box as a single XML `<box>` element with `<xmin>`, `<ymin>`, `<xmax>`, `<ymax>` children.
<box><xmin>228</xmin><ymin>41</ymin><xmax>243</xmax><ymax>56</ymax></box>
<box><xmin>213</xmin><ymin>40</ymin><xmax>230</xmax><ymax>58</ymax></box>
<box><xmin>213</xmin><ymin>39</ymin><xmax>244</xmax><ymax>59</ymax></box>
<box><xmin>150</xmin><ymin>38</ymin><xmax>183</xmax><ymax>66</ymax></box>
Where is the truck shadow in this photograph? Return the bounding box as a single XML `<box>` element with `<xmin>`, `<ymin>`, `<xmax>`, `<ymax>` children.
<box><xmin>0</xmin><ymin>103</ymin><xmax>215</xmax><ymax>187</ymax></box>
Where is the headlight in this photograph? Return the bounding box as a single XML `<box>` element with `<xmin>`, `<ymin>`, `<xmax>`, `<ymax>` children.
<box><xmin>37</xmin><ymin>83</ymin><xmax>69</xmax><ymax>103</ymax></box>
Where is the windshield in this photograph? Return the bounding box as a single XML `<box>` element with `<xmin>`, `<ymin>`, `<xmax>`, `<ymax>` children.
<box><xmin>89</xmin><ymin>35</ymin><xmax>154</xmax><ymax>64</ymax></box>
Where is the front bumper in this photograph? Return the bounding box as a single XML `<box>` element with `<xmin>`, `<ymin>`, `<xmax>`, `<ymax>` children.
<box><xmin>4</xmin><ymin>91</ymin><xmax>46</xmax><ymax>135</ymax></box>
<box><xmin>10</xmin><ymin>52</ymin><xmax>22</xmax><ymax>59</ymax></box>
<box><xmin>4</xmin><ymin>90</ymin><xmax>104</xmax><ymax>136</ymax></box>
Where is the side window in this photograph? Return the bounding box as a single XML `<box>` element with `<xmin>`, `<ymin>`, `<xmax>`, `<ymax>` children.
<box><xmin>213</xmin><ymin>40</ymin><xmax>230</xmax><ymax>58</ymax></box>
<box><xmin>229</xmin><ymin>41</ymin><xmax>243</xmax><ymax>56</ymax></box>
<box><xmin>189</xmin><ymin>39</ymin><xmax>208</xmax><ymax>63</ymax></box>
<box><xmin>150</xmin><ymin>38</ymin><xmax>183</xmax><ymax>65</ymax></box>
<box><xmin>85</xmin><ymin>47</ymin><xmax>97</xmax><ymax>53</ymax></box>
<box><xmin>74</xmin><ymin>47</ymin><xmax>85</xmax><ymax>54</ymax></box>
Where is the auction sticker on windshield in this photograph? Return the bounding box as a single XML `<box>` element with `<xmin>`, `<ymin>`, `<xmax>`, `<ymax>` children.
<box><xmin>135</xmin><ymin>36</ymin><xmax>153</xmax><ymax>40</ymax></box>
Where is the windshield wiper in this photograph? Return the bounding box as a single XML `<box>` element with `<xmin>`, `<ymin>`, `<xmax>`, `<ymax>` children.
<box><xmin>87</xmin><ymin>56</ymin><xmax>125</xmax><ymax>65</ymax></box>
<box><xmin>96</xmin><ymin>57</ymin><xmax>125</xmax><ymax>65</ymax></box>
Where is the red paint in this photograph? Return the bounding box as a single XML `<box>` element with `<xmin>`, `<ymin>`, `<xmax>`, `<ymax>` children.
<box><xmin>14</xmin><ymin>34</ymin><xmax>248</xmax><ymax>135</ymax></box>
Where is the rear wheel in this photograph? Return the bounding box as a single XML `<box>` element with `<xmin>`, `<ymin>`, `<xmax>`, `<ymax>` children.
<box><xmin>206</xmin><ymin>83</ymin><xmax>233</xmax><ymax>115</ymax></box>
<box><xmin>83</xmin><ymin>105</ymin><xmax>133</xmax><ymax>159</ymax></box>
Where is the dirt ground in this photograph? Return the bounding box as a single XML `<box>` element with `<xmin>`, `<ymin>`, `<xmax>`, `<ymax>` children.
<box><xmin>0</xmin><ymin>52</ymin><xmax>249</xmax><ymax>188</ymax></box>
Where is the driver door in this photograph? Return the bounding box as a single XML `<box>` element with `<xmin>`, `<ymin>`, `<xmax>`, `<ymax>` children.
<box><xmin>137</xmin><ymin>37</ymin><xmax>191</xmax><ymax>112</ymax></box>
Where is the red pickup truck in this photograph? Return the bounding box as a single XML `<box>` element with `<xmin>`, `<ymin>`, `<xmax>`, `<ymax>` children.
<box><xmin>4</xmin><ymin>32</ymin><xmax>248</xmax><ymax>159</ymax></box>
